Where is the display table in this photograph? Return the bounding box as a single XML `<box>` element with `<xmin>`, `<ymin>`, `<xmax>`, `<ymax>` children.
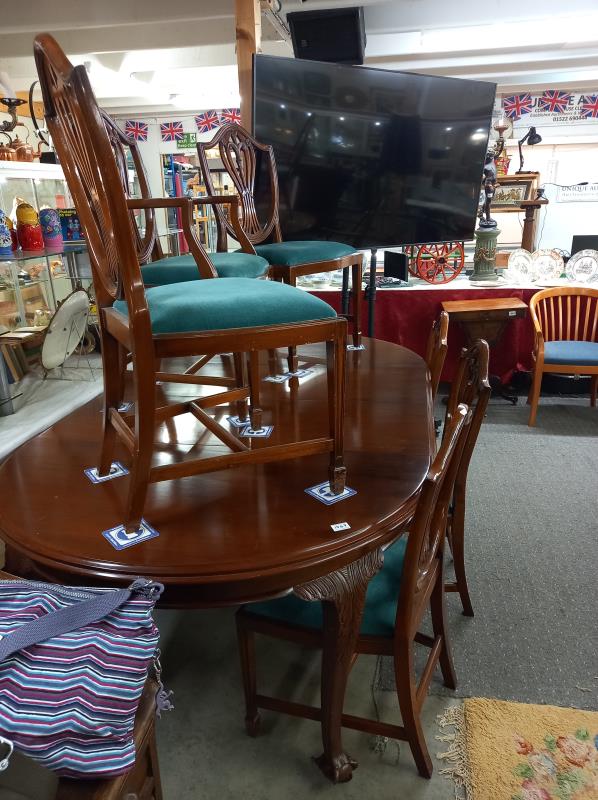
<box><xmin>0</xmin><ymin>340</ymin><xmax>434</xmax><ymax>784</ymax></box>
<box><xmin>311</xmin><ymin>275</ymin><xmax>540</xmax><ymax>382</ymax></box>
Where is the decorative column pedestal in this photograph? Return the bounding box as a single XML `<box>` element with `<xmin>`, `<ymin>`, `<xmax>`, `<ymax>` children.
<box><xmin>471</xmin><ymin>226</ymin><xmax>501</xmax><ymax>283</ymax></box>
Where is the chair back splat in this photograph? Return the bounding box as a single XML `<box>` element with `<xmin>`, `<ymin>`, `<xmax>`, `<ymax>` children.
<box><xmin>197</xmin><ymin>123</ymin><xmax>280</xmax><ymax>251</ymax></box>
<box><xmin>442</xmin><ymin>339</ymin><xmax>491</xmax><ymax>616</ymax></box>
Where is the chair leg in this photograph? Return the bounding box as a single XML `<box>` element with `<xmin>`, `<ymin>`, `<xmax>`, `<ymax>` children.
<box><xmin>590</xmin><ymin>375</ymin><xmax>597</xmax><ymax>408</ymax></box>
<box><xmin>326</xmin><ymin>328</ymin><xmax>346</xmax><ymax>494</ymax></box>
<box><xmin>431</xmin><ymin>555</ymin><xmax>458</xmax><ymax>690</ymax></box>
<box><xmin>235</xmin><ymin>613</ymin><xmax>261</xmax><ymax>736</ymax></box>
<box><xmin>233</xmin><ymin>352</ymin><xmax>249</xmax><ymax>422</ymax></box>
<box><xmin>149</xmin><ymin>727</ymin><xmax>164</xmax><ymax>800</ymax></box>
<box><xmin>124</xmin><ymin>357</ymin><xmax>156</xmax><ymax>533</ymax></box>
<box><xmin>351</xmin><ymin>262</ymin><xmax>363</xmax><ymax>348</ymax></box>
<box><xmin>247</xmin><ymin>351</ymin><xmax>263</xmax><ymax>430</ymax></box>
<box><xmin>448</xmin><ymin>496</ymin><xmax>474</xmax><ymax>617</ymax></box>
<box><xmin>394</xmin><ymin>637</ymin><xmax>433</xmax><ymax>778</ymax></box>
<box><xmin>527</xmin><ymin>364</ymin><xmax>543</xmax><ymax>426</ymax></box>
<box><xmin>98</xmin><ymin>334</ymin><xmax>125</xmax><ymax>476</ymax></box>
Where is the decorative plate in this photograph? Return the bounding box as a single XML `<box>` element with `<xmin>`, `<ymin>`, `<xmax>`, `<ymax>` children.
<box><xmin>565</xmin><ymin>249</ymin><xmax>598</xmax><ymax>284</ymax></box>
<box><xmin>506</xmin><ymin>248</ymin><xmax>534</xmax><ymax>283</ymax></box>
<box><xmin>531</xmin><ymin>249</ymin><xmax>564</xmax><ymax>282</ymax></box>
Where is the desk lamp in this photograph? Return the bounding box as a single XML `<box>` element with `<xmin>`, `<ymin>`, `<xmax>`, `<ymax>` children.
<box><xmin>516</xmin><ymin>126</ymin><xmax>542</xmax><ymax>173</ymax></box>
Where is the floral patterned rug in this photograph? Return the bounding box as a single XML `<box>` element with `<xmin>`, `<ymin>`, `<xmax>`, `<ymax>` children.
<box><xmin>437</xmin><ymin>698</ymin><xmax>598</xmax><ymax>800</ymax></box>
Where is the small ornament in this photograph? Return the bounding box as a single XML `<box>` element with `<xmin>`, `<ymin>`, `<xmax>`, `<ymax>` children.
<box><xmin>16</xmin><ymin>202</ymin><xmax>44</xmax><ymax>251</ymax></box>
<box><xmin>39</xmin><ymin>207</ymin><xmax>63</xmax><ymax>248</ymax></box>
<box><xmin>0</xmin><ymin>222</ymin><xmax>12</xmax><ymax>256</ymax></box>
<box><xmin>5</xmin><ymin>217</ymin><xmax>17</xmax><ymax>250</ymax></box>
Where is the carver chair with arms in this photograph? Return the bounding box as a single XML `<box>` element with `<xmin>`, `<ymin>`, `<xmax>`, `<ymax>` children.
<box><xmin>101</xmin><ymin>111</ymin><xmax>271</xmax><ymax>286</ymax></box>
<box><xmin>442</xmin><ymin>340</ymin><xmax>491</xmax><ymax>617</ymax></box>
<box><xmin>235</xmin><ymin>403</ymin><xmax>471</xmax><ymax>780</ymax></box>
<box><xmin>197</xmin><ymin>123</ymin><xmax>364</xmax><ymax>351</ymax></box>
<box><xmin>527</xmin><ymin>287</ymin><xmax>598</xmax><ymax>426</ymax></box>
<box><xmin>35</xmin><ymin>33</ymin><xmax>347</xmax><ymax>534</ymax></box>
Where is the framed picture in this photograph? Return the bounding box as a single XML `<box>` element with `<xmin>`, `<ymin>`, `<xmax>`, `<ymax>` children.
<box><xmin>492</xmin><ymin>179</ymin><xmax>533</xmax><ymax>210</ymax></box>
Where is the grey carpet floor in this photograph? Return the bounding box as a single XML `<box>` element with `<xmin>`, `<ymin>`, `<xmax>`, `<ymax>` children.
<box><xmin>378</xmin><ymin>396</ymin><xmax>598</xmax><ymax>710</ymax></box>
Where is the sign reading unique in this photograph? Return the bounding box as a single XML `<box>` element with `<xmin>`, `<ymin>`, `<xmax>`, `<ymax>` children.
<box><xmin>503</xmin><ymin>90</ymin><xmax>598</xmax><ymax>128</ymax></box>
<box><xmin>556</xmin><ymin>183</ymin><xmax>598</xmax><ymax>203</ymax></box>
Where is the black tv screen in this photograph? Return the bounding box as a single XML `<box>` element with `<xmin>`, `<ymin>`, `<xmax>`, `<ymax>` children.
<box><xmin>253</xmin><ymin>54</ymin><xmax>496</xmax><ymax>249</ymax></box>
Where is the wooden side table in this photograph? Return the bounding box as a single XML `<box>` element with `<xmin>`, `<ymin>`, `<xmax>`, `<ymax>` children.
<box><xmin>442</xmin><ymin>297</ymin><xmax>528</xmax><ymax>403</ymax></box>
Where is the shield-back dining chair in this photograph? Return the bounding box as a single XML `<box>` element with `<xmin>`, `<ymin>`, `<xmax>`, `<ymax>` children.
<box><xmin>100</xmin><ymin>110</ymin><xmax>271</xmax><ymax>286</ymax></box>
<box><xmin>442</xmin><ymin>340</ymin><xmax>491</xmax><ymax>617</ymax></box>
<box><xmin>35</xmin><ymin>33</ymin><xmax>347</xmax><ymax>534</ymax></box>
<box><xmin>196</xmin><ymin>123</ymin><xmax>364</xmax><ymax>350</ymax></box>
<box><xmin>235</xmin><ymin>402</ymin><xmax>472</xmax><ymax>780</ymax></box>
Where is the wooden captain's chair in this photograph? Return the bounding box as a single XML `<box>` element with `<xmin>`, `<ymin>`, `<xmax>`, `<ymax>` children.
<box><xmin>196</xmin><ymin>123</ymin><xmax>364</xmax><ymax>349</ymax></box>
<box><xmin>35</xmin><ymin>33</ymin><xmax>347</xmax><ymax>533</ymax></box>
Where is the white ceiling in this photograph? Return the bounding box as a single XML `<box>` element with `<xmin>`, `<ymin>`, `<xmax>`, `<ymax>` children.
<box><xmin>0</xmin><ymin>0</ymin><xmax>597</xmax><ymax>116</ymax></box>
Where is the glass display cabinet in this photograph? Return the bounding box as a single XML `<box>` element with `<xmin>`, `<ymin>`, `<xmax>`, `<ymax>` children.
<box><xmin>0</xmin><ymin>162</ymin><xmax>93</xmax><ymax>333</ymax></box>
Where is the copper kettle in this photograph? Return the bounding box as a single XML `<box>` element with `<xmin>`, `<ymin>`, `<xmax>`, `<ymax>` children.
<box><xmin>11</xmin><ymin>125</ymin><xmax>43</xmax><ymax>162</ymax></box>
<box><xmin>0</xmin><ymin>133</ymin><xmax>17</xmax><ymax>161</ymax></box>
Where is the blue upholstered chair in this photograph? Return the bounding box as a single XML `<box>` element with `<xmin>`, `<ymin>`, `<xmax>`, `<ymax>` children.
<box><xmin>528</xmin><ymin>287</ymin><xmax>598</xmax><ymax>426</ymax></box>
<box><xmin>236</xmin><ymin>404</ymin><xmax>473</xmax><ymax>780</ymax></box>
<box><xmin>196</xmin><ymin>124</ymin><xmax>364</xmax><ymax>349</ymax></box>
<box><xmin>36</xmin><ymin>33</ymin><xmax>348</xmax><ymax>533</ymax></box>
<box><xmin>101</xmin><ymin>111</ymin><xmax>270</xmax><ymax>285</ymax></box>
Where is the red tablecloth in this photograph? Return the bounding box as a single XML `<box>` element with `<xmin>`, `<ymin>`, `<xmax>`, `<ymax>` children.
<box><xmin>311</xmin><ymin>286</ymin><xmax>539</xmax><ymax>381</ymax></box>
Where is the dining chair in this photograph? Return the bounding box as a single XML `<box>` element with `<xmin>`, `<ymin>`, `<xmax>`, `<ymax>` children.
<box><xmin>101</xmin><ymin>110</ymin><xmax>271</xmax><ymax>285</ymax></box>
<box><xmin>425</xmin><ymin>310</ymin><xmax>449</xmax><ymax>400</ymax></box>
<box><xmin>442</xmin><ymin>340</ymin><xmax>491</xmax><ymax>617</ymax></box>
<box><xmin>235</xmin><ymin>404</ymin><xmax>470</xmax><ymax>779</ymax></box>
<box><xmin>196</xmin><ymin>123</ymin><xmax>364</xmax><ymax>350</ymax></box>
<box><xmin>527</xmin><ymin>286</ymin><xmax>598</xmax><ymax>426</ymax></box>
<box><xmin>35</xmin><ymin>33</ymin><xmax>347</xmax><ymax>534</ymax></box>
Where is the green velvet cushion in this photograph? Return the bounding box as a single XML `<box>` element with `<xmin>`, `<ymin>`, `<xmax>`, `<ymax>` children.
<box><xmin>544</xmin><ymin>340</ymin><xmax>598</xmax><ymax>366</ymax></box>
<box><xmin>253</xmin><ymin>240</ymin><xmax>358</xmax><ymax>267</ymax></box>
<box><xmin>141</xmin><ymin>252</ymin><xmax>269</xmax><ymax>284</ymax></box>
<box><xmin>247</xmin><ymin>537</ymin><xmax>408</xmax><ymax>637</ymax></box>
<box><xmin>113</xmin><ymin>277</ymin><xmax>336</xmax><ymax>335</ymax></box>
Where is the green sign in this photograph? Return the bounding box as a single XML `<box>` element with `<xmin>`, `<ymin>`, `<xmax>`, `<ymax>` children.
<box><xmin>177</xmin><ymin>132</ymin><xmax>197</xmax><ymax>149</ymax></box>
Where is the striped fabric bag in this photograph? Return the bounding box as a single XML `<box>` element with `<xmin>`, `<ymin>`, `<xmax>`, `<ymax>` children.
<box><xmin>0</xmin><ymin>577</ymin><xmax>172</xmax><ymax>778</ymax></box>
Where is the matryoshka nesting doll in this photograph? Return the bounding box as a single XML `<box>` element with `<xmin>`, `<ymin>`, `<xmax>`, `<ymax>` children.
<box><xmin>39</xmin><ymin>207</ymin><xmax>63</xmax><ymax>248</ymax></box>
<box><xmin>16</xmin><ymin>202</ymin><xmax>44</xmax><ymax>251</ymax></box>
<box><xmin>0</xmin><ymin>221</ymin><xmax>12</xmax><ymax>256</ymax></box>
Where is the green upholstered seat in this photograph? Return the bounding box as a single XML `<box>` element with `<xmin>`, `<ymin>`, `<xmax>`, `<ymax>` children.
<box><xmin>252</xmin><ymin>241</ymin><xmax>358</xmax><ymax>268</ymax></box>
<box><xmin>544</xmin><ymin>340</ymin><xmax>598</xmax><ymax>366</ymax></box>
<box><xmin>247</xmin><ymin>537</ymin><xmax>408</xmax><ymax>638</ymax></box>
<box><xmin>141</xmin><ymin>252</ymin><xmax>269</xmax><ymax>285</ymax></box>
<box><xmin>113</xmin><ymin>277</ymin><xmax>336</xmax><ymax>335</ymax></box>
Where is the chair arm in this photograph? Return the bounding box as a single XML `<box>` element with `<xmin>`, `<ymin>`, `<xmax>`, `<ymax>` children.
<box><xmin>126</xmin><ymin>198</ymin><xmax>217</xmax><ymax>279</ymax></box>
<box><xmin>191</xmin><ymin>195</ymin><xmax>257</xmax><ymax>256</ymax></box>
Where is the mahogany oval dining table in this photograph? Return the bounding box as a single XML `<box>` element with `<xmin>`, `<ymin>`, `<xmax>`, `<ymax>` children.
<box><xmin>0</xmin><ymin>338</ymin><xmax>434</xmax><ymax>783</ymax></box>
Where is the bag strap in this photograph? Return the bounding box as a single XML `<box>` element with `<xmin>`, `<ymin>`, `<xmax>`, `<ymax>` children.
<box><xmin>0</xmin><ymin>579</ymin><xmax>163</xmax><ymax>662</ymax></box>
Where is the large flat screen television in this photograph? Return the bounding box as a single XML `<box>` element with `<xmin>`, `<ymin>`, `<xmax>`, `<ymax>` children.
<box><xmin>253</xmin><ymin>54</ymin><xmax>496</xmax><ymax>249</ymax></box>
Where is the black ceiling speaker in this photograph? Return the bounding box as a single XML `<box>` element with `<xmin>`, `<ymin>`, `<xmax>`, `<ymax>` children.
<box><xmin>287</xmin><ymin>7</ymin><xmax>366</xmax><ymax>65</ymax></box>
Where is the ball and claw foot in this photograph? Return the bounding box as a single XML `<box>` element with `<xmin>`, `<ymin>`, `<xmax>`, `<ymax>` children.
<box><xmin>314</xmin><ymin>751</ymin><xmax>358</xmax><ymax>783</ymax></box>
<box><xmin>245</xmin><ymin>713</ymin><xmax>261</xmax><ymax>737</ymax></box>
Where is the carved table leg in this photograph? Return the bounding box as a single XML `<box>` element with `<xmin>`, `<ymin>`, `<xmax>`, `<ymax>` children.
<box><xmin>294</xmin><ymin>549</ymin><xmax>384</xmax><ymax>783</ymax></box>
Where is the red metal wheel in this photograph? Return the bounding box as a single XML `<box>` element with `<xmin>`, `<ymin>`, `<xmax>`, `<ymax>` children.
<box><xmin>403</xmin><ymin>245</ymin><xmax>419</xmax><ymax>277</ymax></box>
<box><xmin>415</xmin><ymin>242</ymin><xmax>465</xmax><ymax>284</ymax></box>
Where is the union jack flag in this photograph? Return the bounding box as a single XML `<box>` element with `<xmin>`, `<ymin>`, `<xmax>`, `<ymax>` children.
<box><xmin>195</xmin><ymin>110</ymin><xmax>221</xmax><ymax>133</ymax></box>
<box><xmin>220</xmin><ymin>108</ymin><xmax>242</xmax><ymax>125</ymax></box>
<box><xmin>580</xmin><ymin>94</ymin><xmax>598</xmax><ymax>119</ymax></box>
<box><xmin>538</xmin><ymin>90</ymin><xmax>572</xmax><ymax>114</ymax></box>
<box><xmin>160</xmin><ymin>121</ymin><xmax>184</xmax><ymax>142</ymax></box>
<box><xmin>124</xmin><ymin>120</ymin><xmax>148</xmax><ymax>141</ymax></box>
<box><xmin>503</xmin><ymin>93</ymin><xmax>533</xmax><ymax>119</ymax></box>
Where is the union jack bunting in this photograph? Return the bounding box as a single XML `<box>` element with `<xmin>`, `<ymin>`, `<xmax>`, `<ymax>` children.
<box><xmin>195</xmin><ymin>110</ymin><xmax>221</xmax><ymax>133</ymax></box>
<box><xmin>580</xmin><ymin>94</ymin><xmax>598</xmax><ymax>119</ymax></box>
<box><xmin>538</xmin><ymin>90</ymin><xmax>572</xmax><ymax>114</ymax></box>
<box><xmin>124</xmin><ymin>120</ymin><xmax>148</xmax><ymax>141</ymax></box>
<box><xmin>160</xmin><ymin>121</ymin><xmax>184</xmax><ymax>142</ymax></box>
<box><xmin>503</xmin><ymin>93</ymin><xmax>533</xmax><ymax>119</ymax></box>
<box><xmin>220</xmin><ymin>108</ymin><xmax>242</xmax><ymax>124</ymax></box>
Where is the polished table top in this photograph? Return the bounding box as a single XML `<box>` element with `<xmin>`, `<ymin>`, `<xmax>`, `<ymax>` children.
<box><xmin>0</xmin><ymin>339</ymin><xmax>434</xmax><ymax>605</ymax></box>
